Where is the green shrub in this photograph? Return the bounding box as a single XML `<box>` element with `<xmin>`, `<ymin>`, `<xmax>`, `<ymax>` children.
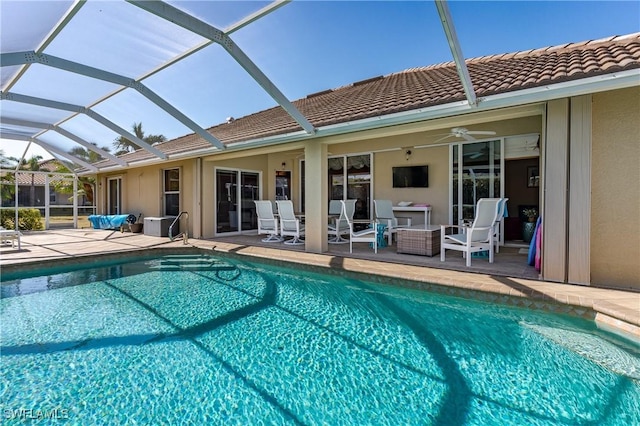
<box><xmin>0</xmin><ymin>209</ymin><xmax>44</xmax><ymax>231</ymax></box>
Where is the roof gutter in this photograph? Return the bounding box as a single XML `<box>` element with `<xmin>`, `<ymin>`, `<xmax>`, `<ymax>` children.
<box><xmin>86</xmin><ymin>68</ymin><xmax>640</xmax><ymax>174</ymax></box>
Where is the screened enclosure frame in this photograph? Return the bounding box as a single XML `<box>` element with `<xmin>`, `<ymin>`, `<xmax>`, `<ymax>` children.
<box><xmin>0</xmin><ymin>0</ymin><xmax>476</xmax><ymax>173</ymax></box>
<box><xmin>0</xmin><ymin>168</ymin><xmax>92</xmax><ymax>230</ymax></box>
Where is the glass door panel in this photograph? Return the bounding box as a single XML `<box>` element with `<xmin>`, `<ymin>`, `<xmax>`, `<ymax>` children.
<box><xmin>327</xmin><ymin>154</ymin><xmax>371</xmax><ymax>219</ymax></box>
<box><xmin>216</xmin><ymin>169</ymin><xmax>238</xmax><ymax>233</ymax></box>
<box><xmin>216</xmin><ymin>169</ymin><xmax>260</xmax><ymax>234</ymax></box>
<box><xmin>107</xmin><ymin>177</ymin><xmax>121</xmax><ymax>215</ymax></box>
<box><xmin>275</xmin><ymin>171</ymin><xmax>291</xmax><ymax>201</ymax></box>
<box><xmin>346</xmin><ymin>154</ymin><xmax>371</xmax><ymax>220</ymax></box>
<box><xmin>240</xmin><ymin>172</ymin><xmax>259</xmax><ymax>231</ymax></box>
<box><xmin>328</xmin><ymin>157</ymin><xmax>345</xmax><ymax>202</ymax></box>
<box><xmin>452</xmin><ymin>140</ymin><xmax>502</xmax><ymax>224</ymax></box>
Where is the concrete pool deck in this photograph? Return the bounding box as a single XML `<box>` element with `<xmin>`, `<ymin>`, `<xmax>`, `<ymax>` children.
<box><xmin>1</xmin><ymin>229</ymin><xmax>638</xmax><ymax>340</ymax></box>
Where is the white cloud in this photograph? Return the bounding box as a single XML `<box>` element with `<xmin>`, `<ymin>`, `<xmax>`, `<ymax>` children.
<box><xmin>0</xmin><ymin>139</ymin><xmax>53</xmax><ymax>162</ymax></box>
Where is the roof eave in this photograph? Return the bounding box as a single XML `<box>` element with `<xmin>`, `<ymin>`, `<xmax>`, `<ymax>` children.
<box><xmin>477</xmin><ymin>69</ymin><xmax>640</xmax><ymax>109</ymax></box>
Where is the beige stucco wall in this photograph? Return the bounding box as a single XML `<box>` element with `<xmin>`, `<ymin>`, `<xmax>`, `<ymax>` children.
<box><xmin>98</xmin><ymin>159</ymin><xmax>196</xmax><ymax>231</ymax></box>
<box><xmin>591</xmin><ymin>86</ymin><xmax>640</xmax><ymax>289</ymax></box>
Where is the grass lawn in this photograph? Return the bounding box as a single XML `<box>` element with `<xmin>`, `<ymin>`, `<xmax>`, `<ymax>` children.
<box><xmin>49</xmin><ymin>216</ymin><xmax>91</xmax><ymax>229</ymax></box>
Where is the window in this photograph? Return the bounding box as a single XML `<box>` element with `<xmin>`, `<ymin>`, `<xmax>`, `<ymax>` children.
<box><xmin>164</xmin><ymin>168</ymin><xmax>180</xmax><ymax>216</ymax></box>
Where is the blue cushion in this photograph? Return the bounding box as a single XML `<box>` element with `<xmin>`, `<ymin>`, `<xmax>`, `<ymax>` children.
<box><xmin>88</xmin><ymin>215</ymin><xmax>131</xmax><ymax>230</ymax></box>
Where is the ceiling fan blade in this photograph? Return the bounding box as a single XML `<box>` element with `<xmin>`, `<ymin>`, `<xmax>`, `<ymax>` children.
<box><xmin>467</xmin><ymin>130</ymin><xmax>496</xmax><ymax>135</ymax></box>
<box><xmin>461</xmin><ymin>133</ymin><xmax>476</xmax><ymax>141</ymax></box>
<box><xmin>432</xmin><ymin>134</ymin><xmax>453</xmax><ymax>144</ymax></box>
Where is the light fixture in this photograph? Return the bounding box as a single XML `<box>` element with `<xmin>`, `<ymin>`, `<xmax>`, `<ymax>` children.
<box><xmin>405</xmin><ymin>149</ymin><xmax>412</xmax><ymax>161</ymax></box>
<box><xmin>281</xmin><ymin>161</ymin><xmax>286</xmax><ymax>169</ymax></box>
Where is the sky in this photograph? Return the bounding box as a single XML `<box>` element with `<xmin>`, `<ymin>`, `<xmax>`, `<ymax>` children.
<box><xmin>1</xmin><ymin>0</ymin><xmax>639</xmax><ymax>164</ymax></box>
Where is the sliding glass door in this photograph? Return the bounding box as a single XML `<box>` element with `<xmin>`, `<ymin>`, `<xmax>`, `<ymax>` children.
<box><xmin>451</xmin><ymin>140</ymin><xmax>503</xmax><ymax>224</ymax></box>
<box><xmin>215</xmin><ymin>168</ymin><xmax>260</xmax><ymax>235</ymax></box>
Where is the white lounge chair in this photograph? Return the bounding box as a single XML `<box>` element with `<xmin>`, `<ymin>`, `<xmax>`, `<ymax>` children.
<box><xmin>328</xmin><ymin>199</ymin><xmax>355</xmax><ymax>244</ymax></box>
<box><xmin>342</xmin><ymin>200</ymin><xmax>378</xmax><ymax>253</ymax></box>
<box><xmin>0</xmin><ymin>226</ymin><xmax>22</xmax><ymax>250</ymax></box>
<box><xmin>440</xmin><ymin>198</ymin><xmax>501</xmax><ymax>267</ymax></box>
<box><xmin>373</xmin><ymin>199</ymin><xmax>412</xmax><ymax>246</ymax></box>
<box><xmin>254</xmin><ymin>200</ymin><xmax>282</xmax><ymax>242</ymax></box>
<box><xmin>276</xmin><ymin>200</ymin><xmax>305</xmax><ymax>245</ymax></box>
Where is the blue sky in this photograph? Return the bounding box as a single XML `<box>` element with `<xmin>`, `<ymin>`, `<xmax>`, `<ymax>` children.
<box><xmin>1</xmin><ymin>0</ymin><xmax>639</xmax><ymax>162</ymax></box>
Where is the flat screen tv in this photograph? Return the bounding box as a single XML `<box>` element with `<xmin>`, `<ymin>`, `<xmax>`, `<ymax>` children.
<box><xmin>392</xmin><ymin>165</ymin><xmax>428</xmax><ymax>188</ymax></box>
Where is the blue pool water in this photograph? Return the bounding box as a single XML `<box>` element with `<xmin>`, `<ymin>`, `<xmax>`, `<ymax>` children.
<box><xmin>1</xmin><ymin>252</ymin><xmax>639</xmax><ymax>425</ymax></box>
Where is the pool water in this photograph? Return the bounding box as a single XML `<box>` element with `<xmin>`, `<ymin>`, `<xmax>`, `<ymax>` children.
<box><xmin>1</xmin><ymin>253</ymin><xmax>638</xmax><ymax>425</ymax></box>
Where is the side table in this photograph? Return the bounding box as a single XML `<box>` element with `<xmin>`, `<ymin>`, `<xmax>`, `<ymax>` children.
<box><xmin>397</xmin><ymin>225</ymin><xmax>441</xmax><ymax>256</ymax></box>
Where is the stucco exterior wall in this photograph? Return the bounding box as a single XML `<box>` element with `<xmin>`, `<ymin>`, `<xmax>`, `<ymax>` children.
<box><xmin>591</xmin><ymin>86</ymin><xmax>640</xmax><ymax>289</ymax></box>
<box><xmin>98</xmin><ymin>159</ymin><xmax>196</xmax><ymax>231</ymax></box>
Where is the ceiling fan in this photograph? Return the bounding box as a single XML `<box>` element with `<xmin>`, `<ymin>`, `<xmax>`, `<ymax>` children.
<box><xmin>433</xmin><ymin>127</ymin><xmax>496</xmax><ymax>143</ymax></box>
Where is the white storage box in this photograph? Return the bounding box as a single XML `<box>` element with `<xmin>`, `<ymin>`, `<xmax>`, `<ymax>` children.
<box><xmin>143</xmin><ymin>216</ymin><xmax>177</xmax><ymax>237</ymax></box>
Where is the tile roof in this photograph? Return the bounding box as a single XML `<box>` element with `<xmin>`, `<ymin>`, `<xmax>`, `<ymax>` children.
<box><xmin>95</xmin><ymin>33</ymin><xmax>640</xmax><ymax>169</ymax></box>
<box><xmin>1</xmin><ymin>159</ymin><xmax>71</xmax><ymax>185</ymax></box>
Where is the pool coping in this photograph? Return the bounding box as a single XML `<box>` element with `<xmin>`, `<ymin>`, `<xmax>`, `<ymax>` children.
<box><xmin>2</xmin><ymin>243</ymin><xmax>638</xmax><ymax>342</ymax></box>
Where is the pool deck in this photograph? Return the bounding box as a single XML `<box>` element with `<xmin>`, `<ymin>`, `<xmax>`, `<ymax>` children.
<box><xmin>1</xmin><ymin>229</ymin><xmax>638</xmax><ymax>340</ymax></box>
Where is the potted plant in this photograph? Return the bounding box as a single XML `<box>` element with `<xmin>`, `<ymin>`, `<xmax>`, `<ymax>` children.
<box><xmin>521</xmin><ymin>207</ymin><xmax>538</xmax><ymax>243</ymax></box>
<box><xmin>522</xmin><ymin>207</ymin><xmax>538</xmax><ymax>222</ymax></box>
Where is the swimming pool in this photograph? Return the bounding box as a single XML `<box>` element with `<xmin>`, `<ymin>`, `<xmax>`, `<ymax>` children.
<box><xmin>1</xmin><ymin>252</ymin><xmax>638</xmax><ymax>425</ymax></box>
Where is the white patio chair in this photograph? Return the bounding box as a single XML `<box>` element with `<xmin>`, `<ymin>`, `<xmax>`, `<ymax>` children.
<box><xmin>493</xmin><ymin>198</ymin><xmax>509</xmax><ymax>253</ymax></box>
<box><xmin>440</xmin><ymin>198</ymin><xmax>501</xmax><ymax>267</ymax></box>
<box><xmin>342</xmin><ymin>200</ymin><xmax>378</xmax><ymax>254</ymax></box>
<box><xmin>0</xmin><ymin>226</ymin><xmax>22</xmax><ymax>250</ymax></box>
<box><xmin>374</xmin><ymin>199</ymin><xmax>412</xmax><ymax>246</ymax></box>
<box><xmin>276</xmin><ymin>200</ymin><xmax>305</xmax><ymax>245</ymax></box>
<box><xmin>254</xmin><ymin>200</ymin><xmax>282</xmax><ymax>242</ymax></box>
<box><xmin>328</xmin><ymin>199</ymin><xmax>355</xmax><ymax>244</ymax></box>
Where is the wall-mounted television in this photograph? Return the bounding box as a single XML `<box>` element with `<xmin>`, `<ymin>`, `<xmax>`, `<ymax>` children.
<box><xmin>392</xmin><ymin>165</ymin><xmax>428</xmax><ymax>188</ymax></box>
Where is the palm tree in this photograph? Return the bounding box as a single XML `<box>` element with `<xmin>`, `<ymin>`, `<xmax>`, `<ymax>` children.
<box><xmin>69</xmin><ymin>144</ymin><xmax>110</xmax><ymax>164</ymax></box>
<box><xmin>20</xmin><ymin>155</ymin><xmax>43</xmax><ymax>206</ymax></box>
<box><xmin>0</xmin><ymin>150</ymin><xmax>19</xmax><ymax>168</ymax></box>
<box><xmin>0</xmin><ymin>150</ymin><xmax>18</xmax><ymax>204</ymax></box>
<box><xmin>113</xmin><ymin>122</ymin><xmax>166</xmax><ymax>156</ymax></box>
